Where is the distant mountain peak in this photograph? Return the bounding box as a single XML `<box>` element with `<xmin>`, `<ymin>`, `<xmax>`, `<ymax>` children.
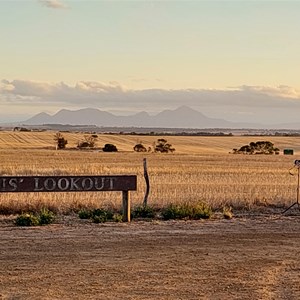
<box><xmin>175</xmin><ymin>105</ymin><xmax>196</xmax><ymax>111</ymax></box>
<box><xmin>24</xmin><ymin>106</ymin><xmax>233</xmax><ymax>128</ymax></box>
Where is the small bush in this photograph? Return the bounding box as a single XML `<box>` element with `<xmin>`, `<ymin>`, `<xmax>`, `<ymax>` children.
<box><xmin>15</xmin><ymin>209</ymin><xmax>56</xmax><ymax>227</ymax></box>
<box><xmin>103</xmin><ymin>144</ymin><xmax>118</xmax><ymax>152</ymax></box>
<box><xmin>92</xmin><ymin>215</ymin><xmax>107</xmax><ymax>223</ymax></box>
<box><xmin>91</xmin><ymin>208</ymin><xmax>114</xmax><ymax>223</ymax></box>
<box><xmin>38</xmin><ymin>208</ymin><xmax>55</xmax><ymax>225</ymax></box>
<box><xmin>78</xmin><ymin>209</ymin><xmax>93</xmax><ymax>219</ymax></box>
<box><xmin>161</xmin><ymin>204</ymin><xmax>187</xmax><ymax>220</ymax></box>
<box><xmin>79</xmin><ymin>207</ymin><xmax>119</xmax><ymax>223</ymax></box>
<box><xmin>132</xmin><ymin>205</ymin><xmax>156</xmax><ymax>219</ymax></box>
<box><xmin>113</xmin><ymin>213</ymin><xmax>123</xmax><ymax>223</ymax></box>
<box><xmin>133</xmin><ymin>143</ymin><xmax>147</xmax><ymax>152</ymax></box>
<box><xmin>15</xmin><ymin>213</ymin><xmax>40</xmax><ymax>226</ymax></box>
<box><xmin>161</xmin><ymin>202</ymin><xmax>212</xmax><ymax>220</ymax></box>
<box><xmin>192</xmin><ymin>202</ymin><xmax>213</xmax><ymax>219</ymax></box>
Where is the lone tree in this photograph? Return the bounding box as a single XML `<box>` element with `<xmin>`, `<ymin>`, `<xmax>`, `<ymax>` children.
<box><xmin>77</xmin><ymin>135</ymin><xmax>97</xmax><ymax>149</ymax></box>
<box><xmin>134</xmin><ymin>143</ymin><xmax>147</xmax><ymax>152</ymax></box>
<box><xmin>233</xmin><ymin>141</ymin><xmax>280</xmax><ymax>155</ymax></box>
<box><xmin>54</xmin><ymin>132</ymin><xmax>68</xmax><ymax>149</ymax></box>
<box><xmin>154</xmin><ymin>139</ymin><xmax>175</xmax><ymax>153</ymax></box>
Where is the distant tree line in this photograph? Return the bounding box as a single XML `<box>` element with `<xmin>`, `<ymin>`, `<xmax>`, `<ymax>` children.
<box><xmin>54</xmin><ymin>133</ymin><xmax>175</xmax><ymax>154</ymax></box>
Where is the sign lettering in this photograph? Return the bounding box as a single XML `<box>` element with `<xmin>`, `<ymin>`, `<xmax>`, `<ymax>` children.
<box><xmin>0</xmin><ymin>176</ymin><xmax>136</xmax><ymax>193</ymax></box>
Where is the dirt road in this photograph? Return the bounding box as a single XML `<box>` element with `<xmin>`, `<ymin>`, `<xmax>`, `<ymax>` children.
<box><xmin>1</xmin><ymin>215</ymin><xmax>300</xmax><ymax>299</ymax></box>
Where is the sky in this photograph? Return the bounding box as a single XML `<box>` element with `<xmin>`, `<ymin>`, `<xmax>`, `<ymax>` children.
<box><xmin>0</xmin><ymin>0</ymin><xmax>300</xmax><ymax>124</ymax></box>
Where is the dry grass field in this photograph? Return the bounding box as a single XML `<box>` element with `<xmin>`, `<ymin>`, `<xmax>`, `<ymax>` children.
<box><xmin>0</xmin><ymin>130</ymin><xmax>299</xmax><ymax>214</ymax></box>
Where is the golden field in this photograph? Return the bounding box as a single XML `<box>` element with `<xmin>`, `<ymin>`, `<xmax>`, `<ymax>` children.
<box><xmin>0</xmin><ymin>130</ymin><xmax>300</xmax><ymax>213</ymax></box>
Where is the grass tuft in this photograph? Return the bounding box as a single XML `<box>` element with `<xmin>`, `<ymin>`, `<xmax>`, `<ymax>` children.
<box><xmin>161</xmin><ymin>202</ymin><xmax>212</xmax><ymax>220</ymax></box>
<box><xmin>223</xmin><ymin>206</ymin><xmax>233</xmax><ymax>219</ymax></box>
<box><xmin>132</xmin><ymin>205</ymin><xmax>156</xmax><ymax>219</ymax></box>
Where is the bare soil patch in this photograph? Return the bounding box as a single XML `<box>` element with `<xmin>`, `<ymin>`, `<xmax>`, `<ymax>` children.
<box><xmin>1</xmin><ymin>215</ymin><xmax>300</xmax><ymax>299</ymax></box>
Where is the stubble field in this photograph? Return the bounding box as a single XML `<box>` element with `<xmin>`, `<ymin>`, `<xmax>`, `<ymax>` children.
<box><xmin>0</xmin><ymin>131</ymin><xmax>299</xmax><ymax>213</ymax></box>
<box><xmin>1</xmin><ymin>131</ymin><xmax>300</xmax><ymax>299</ymax></box>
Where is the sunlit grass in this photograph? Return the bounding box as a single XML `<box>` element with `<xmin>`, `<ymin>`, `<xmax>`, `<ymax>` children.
<box><xmin>0</xmin><ymin>131</ymin><xmax>298</xmax><ymax>214</ymax></box>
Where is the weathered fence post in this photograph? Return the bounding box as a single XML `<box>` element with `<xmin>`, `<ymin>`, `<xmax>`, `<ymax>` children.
<box><xmin>143</xmin><ymin>158</ymin><xmax>150</xmax><ymax>207</ymax></box>
<box><xmin>122</xmin><ymin>190</ymin><xmax>130</xmax><ymax>222</ymax></box>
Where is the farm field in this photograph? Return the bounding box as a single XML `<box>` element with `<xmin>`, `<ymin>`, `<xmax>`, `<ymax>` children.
<box><xmin>1</xmin><ymin>131</ymin><xmax>300</xmax><ymax>299</ymax></box>
<box><xmin>0</xmin><ymin>131</ymin><xmax>300</xmax><ymax>213</ymax></box>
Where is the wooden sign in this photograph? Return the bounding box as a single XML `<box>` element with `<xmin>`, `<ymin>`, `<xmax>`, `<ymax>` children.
<box><xmin>0</xmin><ymin>175</ymin><xmax>136</xmax><ymax>193</ymax></box>
<box><xmin>0</xmin><ymin>175</ymin><xmax>137</xmax><ymax>222</ymax></box>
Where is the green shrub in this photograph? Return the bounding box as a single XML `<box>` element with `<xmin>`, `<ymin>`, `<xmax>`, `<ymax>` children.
<box><xmin>15</xmin><ymin>213</ymin><xmax>40</xmax><ymax>226</ymax></box>
<box><xmin>78</xmin><ymin>209</ymin><xmax>93</xmax><ymax>219</ymax></box>
<box><xmin>161</xmin><ymin>202</ymin><xmax>212</xmax><ymax>220</ymax></box>
<box><xmin>113</xmin><ymin>213</ymin><xmax>123</xmax><ymax>223</ymax></box>
<box><xmin>192</xmin><ymin>202</ymin><xmax>213</xmax><ymax>219</ymax></box>
<box><xmin>92</xmin><ymin>208</ymin><xmax>114</xmax><ymax>219</ymax></box>
<box><xmin>92</xmin><ymin>215</ymin><xmax>107</xmax><ymax>223</ymax></box>
<box><xmin>15</xmin><ymin>209</ymin><xmax>56</xmax><ymax>226</ymax></box>
<box><xmin>91</xmin><ymin>208</ymin><xmax>114</xmax><ymax>223</ymax></box>
<box><xmin>38</xmin><ymin>208</ymin><xmax>55</xmax><ymax>225</ymax></box>
<box><xmin>161</xmin><ymin>204</ymin><xmax>187</xmax><ymax>220</ymax></box>
<box><xmin>132</xmin><ymin>205</ymin><xmax>155</xmax><ymax>219</ymax></box>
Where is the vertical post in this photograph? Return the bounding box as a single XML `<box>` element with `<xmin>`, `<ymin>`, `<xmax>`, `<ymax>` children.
<box><xmin>143</xmin><ymin>158</ymin><xmax>150</xmax><ymax>207</ymax></box>
<box><xmin>297</xmin><ymin>166</ymin><xmax>300</xmax><ymax>204</ymax></box>
<box><xmin>122</xmin><ymin>190</ymin><xmax>130</xmax><ymax>222</ymax></box>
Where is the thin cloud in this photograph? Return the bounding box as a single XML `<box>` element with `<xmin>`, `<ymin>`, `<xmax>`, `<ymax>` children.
<box><xmin>39</xmin><ymin>0</ymin><xmax>68</xmax><ymax>9</ymax></box>
<box><xmin>1</xmin><ymin>79</ymin><xmax>300</xmax><ymax>124</ymax></box>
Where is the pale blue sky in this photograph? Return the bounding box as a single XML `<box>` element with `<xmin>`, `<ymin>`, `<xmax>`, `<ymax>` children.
<box><xmin>0</xmin><ymin>0</ymin><xmax>300</xmax><ymax>124</ymax></box>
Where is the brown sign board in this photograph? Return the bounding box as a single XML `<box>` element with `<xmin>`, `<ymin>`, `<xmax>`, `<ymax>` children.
<box><xmin>0</xmin><ymin>175</ymin><xmax>137</xmax><ymax>193</ymax></box>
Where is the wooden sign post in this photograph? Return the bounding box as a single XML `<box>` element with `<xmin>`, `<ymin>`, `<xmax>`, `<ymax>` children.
<box><xmin>0</xmin><ymin>175</ymin><xmax>137</xmax><ymax>222</ymax></box>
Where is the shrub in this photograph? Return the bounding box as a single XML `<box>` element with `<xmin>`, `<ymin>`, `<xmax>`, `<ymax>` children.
<box><xmin>132</xmin><ymin>205</ymin><xmax>155</xmax><ymax>219</ymax></box>
<box><xmin>113</xmin><ymin>213</ymin><xmax>123</xmax><ymax>223</ymax></box>
<box><xmin>192</xmin><ymin>202</ymin><xmax>213</xmax><ymax>219</ymax></box>
<box><xmin>38</xmin><ymin>208</ymin><xmax>55</xmax><ymax>225</ymax></box>
<box><xmin>15</xmin><ymin>209</ymin><xmax>56</xmax><ymax>226</ymax></box>
<box><xmin>79</xmin><ymin>207</ymin><xmax>120</xmax><ymax>223</ymax></box>
<box><xmin>78</xmin><ymin>209</ymin><xmax>93</xmax><ymax>219</ymax></box>
<box><xmin>161</xmin><ymin>202</ymin><xmax>212</xmax><ymax>220</ymax></box>
<box><xmin>133</xmin><ymin>143</ymin><xmax>147</xmax><ymax>152</ymax></box>
<box><xmin>161</xmin><ymin>204</ymin><xmax>188</xmax><ymax>220</ymax></box>
<box><xmin>92</xmin><ymin>215</ymin><xmax>107</xmax><ymax>223</ymax></box>
<box><xmin>103</xmin><ymin>144</ymin><xmax>118</xmax><ymax>152</ymax></box>
<box><xmin>15</xmin><ymin>213</ymin><xmax>40</xmax><ymax>226</ymax></box>
<box><xmin>91</xmin><ymin>208</ymin><xmax>114</xmax><ymax>223</ymax></box>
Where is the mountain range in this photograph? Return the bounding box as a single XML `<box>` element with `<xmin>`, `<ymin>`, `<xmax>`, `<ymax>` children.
<box><xmin>22</xmin><ymin>106</ymin><xmax>300</xmax><ymax>129</ymax></box>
